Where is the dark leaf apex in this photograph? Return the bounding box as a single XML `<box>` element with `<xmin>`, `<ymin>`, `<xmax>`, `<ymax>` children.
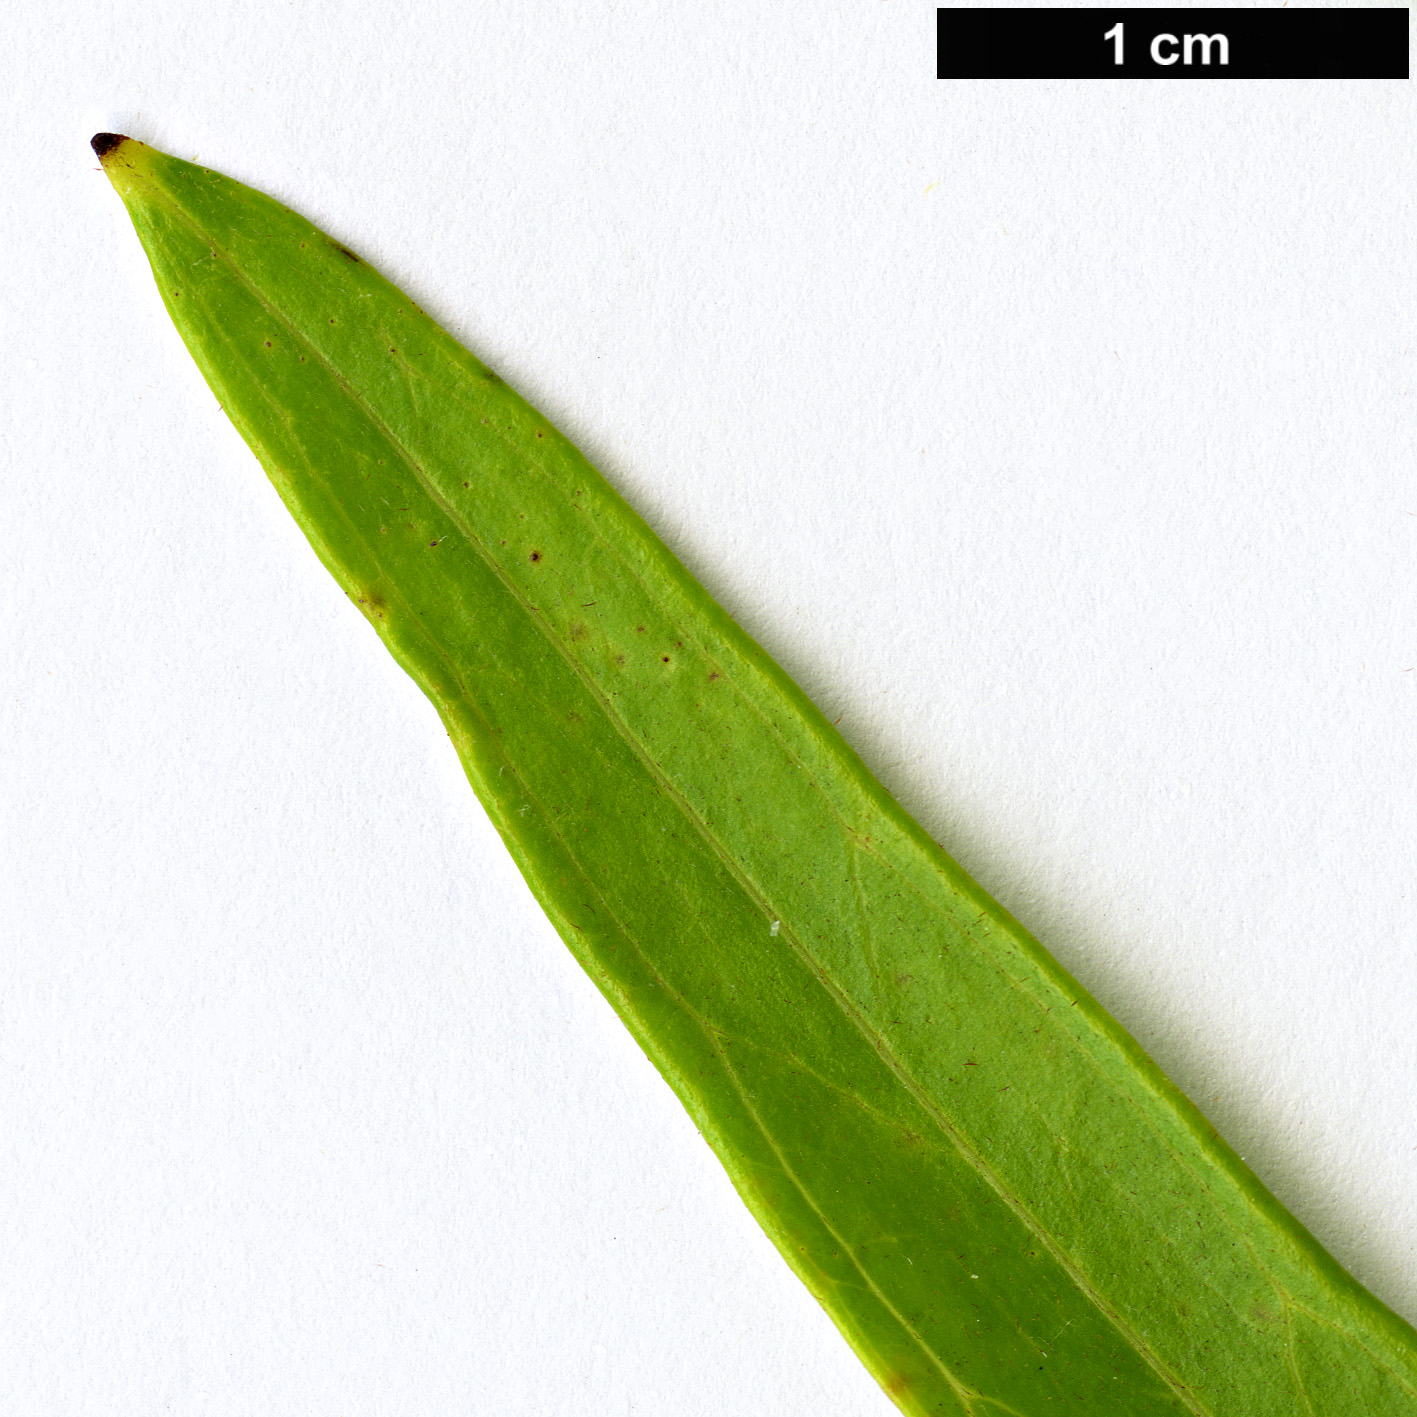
<box><xmin>91</xmin><ymin>133</ymin><xmax>128</xmax><ymax>159</ymax></box>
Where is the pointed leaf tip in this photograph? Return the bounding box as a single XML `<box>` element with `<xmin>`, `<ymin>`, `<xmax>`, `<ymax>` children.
<box><xmin>91</xmin><ymin>133</ymin><xmax>128</xmax><ymax>160</ymax></box>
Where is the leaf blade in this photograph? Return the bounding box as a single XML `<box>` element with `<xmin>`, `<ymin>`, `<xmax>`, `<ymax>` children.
<box><xmin>97</xmin><ymin>134</ymin><xmax>1417</xmax><ymax>1416</ymax></box>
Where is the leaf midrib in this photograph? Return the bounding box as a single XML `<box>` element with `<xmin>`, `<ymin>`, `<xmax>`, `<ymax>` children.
<box><xmin>159</xmin><ymin>180</ymin><xmax>1359</xmax><ymax>1416</ymax></box>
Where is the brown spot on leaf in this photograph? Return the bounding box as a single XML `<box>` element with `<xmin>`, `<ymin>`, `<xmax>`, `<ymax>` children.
<box><xmin>355</xmin><ymin>590</ymin><xmax>388</xmax><ymax>621</ymax></box>
<box><xmin>529</xmin><ymin>551</ymin><xmax>541</xmax><ymax>563</ymax></box>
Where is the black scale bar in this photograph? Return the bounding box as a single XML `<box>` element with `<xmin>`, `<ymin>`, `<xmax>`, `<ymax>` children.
<box><xmin>937</xmin><ymin>8</ymin><xmax>1409</xmax><ymax>79</ymax></box>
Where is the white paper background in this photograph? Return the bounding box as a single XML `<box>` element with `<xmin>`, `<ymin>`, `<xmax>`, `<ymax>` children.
<box><xmin>4</xmin><ymin>4</ymin><xmax>1415</xmax><ymax>1413</ymax></box>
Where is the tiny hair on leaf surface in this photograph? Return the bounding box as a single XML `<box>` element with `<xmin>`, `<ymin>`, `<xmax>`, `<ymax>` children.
<box><xmin>94</xmin><ymin>134</ymin><xmax>1417</xmax><ymax>1416</ymax></box>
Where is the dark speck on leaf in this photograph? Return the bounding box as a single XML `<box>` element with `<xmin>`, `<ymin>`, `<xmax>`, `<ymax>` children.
<box><xmin>336</xmin><ymin>245</ymin><xmax>360</xmax><ymax>262</ymax></box>
<box><xmin>529</xmin><ymin>551</ymin><xmax>541</xmax><ymax>562</ymax></box>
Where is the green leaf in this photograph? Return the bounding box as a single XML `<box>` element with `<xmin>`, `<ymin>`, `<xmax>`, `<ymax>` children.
<box><xmin>95</xmin><ymin>133</ymin><xmax>1417</xmax><ymax>1416</ymax></box>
